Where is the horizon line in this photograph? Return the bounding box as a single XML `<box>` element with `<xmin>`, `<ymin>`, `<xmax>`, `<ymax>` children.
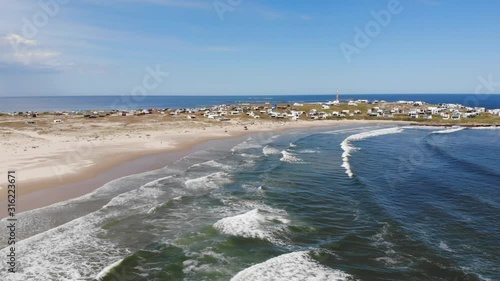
<box><xmin>1</xmin><ymin>93</ymin><xmax>498</xmax><ymax>98</ymax></box>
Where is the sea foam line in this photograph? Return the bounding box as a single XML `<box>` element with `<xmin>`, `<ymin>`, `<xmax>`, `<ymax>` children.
<box><xmin>184</xmin><ymin>171</ymin><xmax>231</xmax><ymax>190</ymax></box>
<box><xmin>96</xmin><ymin>258</ymin><xmax>125</xmax><ymax>280</ymax></box>
<box><xmin>341</xmin><ymin>127</ymin><xmax>403</xmax><ymax>178</ymax></box>
<box><xmin>469</xmin><ymin>126</ymin><xmax>499</xmax><ymax>130</ymax></box>
<box><xmin>231</xmin><ymin>138</ymin><xmax>262</xmax><ymax>152</ymax></box>
<box><xmin>322</xmin><ymin>126</ymin><xmax>374</xmax><ymax>135</ymax></box>
<box><xmin>430</xmin><ymin>127</ymin><xmax>466</xmax><ymax>134</ymax></box>
<box><xmin>230</xmin><ymin>251</ymin><xmax>352</xmax><ymax>281</ymax></box>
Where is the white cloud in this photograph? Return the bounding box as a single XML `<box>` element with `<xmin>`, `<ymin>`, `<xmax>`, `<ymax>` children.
<box><xmin>0</xmin><ymin>34</ymin><xmax>65</xmax><ymax>72</ymax></box>
<box><xmin>4</xmin><ymin>33</ymin><xmax>39</xmax><ymax>46</ymax></box>
<box><xmin>13</xmin><ymin>50</ymin><xmax>60</xmax><ymax>63</ymax></box>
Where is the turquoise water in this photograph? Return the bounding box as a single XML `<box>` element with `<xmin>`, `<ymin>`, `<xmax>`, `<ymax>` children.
<box><xmin>0</xmin><ymin>125</ymin><xmax>499</xmax><ymax>280</ymax></box>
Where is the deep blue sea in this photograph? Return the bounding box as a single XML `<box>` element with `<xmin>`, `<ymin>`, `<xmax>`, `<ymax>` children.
<box><xmin>1</xmin><ymin>94</ymin><xmax>500</xmax><ymax>112</ymax></box>
<box><xmin>1</xmin><ymin>125</ymin><xmax>498</xmax><ymax>280</ymax></box>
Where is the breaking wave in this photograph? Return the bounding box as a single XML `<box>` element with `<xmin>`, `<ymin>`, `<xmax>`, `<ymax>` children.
<box><xmin>280</xmin><ymin>150</ymin><xmax>303</xmax><ymax>163</ymax></box>
<box><xmin>340</xmin><ymin>127</ymin><xmax>403</xmax><ymax>177</ymax></box>
<box><xmin>263</xmin><ymin>145</ymin><xmax>281</xmax><ymax>156</ymax></box>
<box><xmin>213</xmin><ymin>208</ymin><xmax>289</xmax><ymax>244</ymax></box>
<box><xmin>230</xmin><ymin>251</ymin><xmax>353</xmax><ymax>281</ymax></box>
<box><xmin>430</xmin><ymin>127</ymin><xmax>466</xmax><ymax>134</ymax></box>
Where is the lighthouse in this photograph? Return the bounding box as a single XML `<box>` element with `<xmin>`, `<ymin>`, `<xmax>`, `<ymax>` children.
<box><xmin>327</xmin><ymin>91</ymin><xmax>340</xmax><ymax>105</ymax></box>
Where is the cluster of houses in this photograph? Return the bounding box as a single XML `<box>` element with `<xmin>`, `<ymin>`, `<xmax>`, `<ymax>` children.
<box><xmin>8</xmin><ymin>111</ymin><xmax>39</xmax><ymax>118</ymax></box>
<box><xmin>200</xmin><ymin>104</ymin><xmax>306</xmax><ymax>121</ymax></box>
<box><xmin>7</xmin><ymin>99</ymin><xmax>499</xmax><ymax>123</ymax></box>
<box><xmin>409</xmin><ymin>104</ymin><xmax>487</xmax><ymax>120</ymax></box>
<box><xmin>487</xmin><ymin>108</ymin><xmax>500</xmax><ymax>116</ymax></box>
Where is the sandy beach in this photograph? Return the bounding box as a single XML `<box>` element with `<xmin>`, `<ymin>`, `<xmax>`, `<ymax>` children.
<box><xmin>0</xmin><ymin>113</ymin><xmax>411</xmax><ymax>216</ymax></box>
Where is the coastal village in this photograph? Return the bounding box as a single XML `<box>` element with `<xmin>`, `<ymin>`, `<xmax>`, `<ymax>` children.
<box><xmin>3</xmin><ymin>94</ymin><xmax>499</xmax><ymax>127</ymax></box>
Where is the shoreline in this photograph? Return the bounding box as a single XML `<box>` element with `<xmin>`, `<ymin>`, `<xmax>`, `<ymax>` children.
<box><xmin>408</xmin><ymin>122</ymin><xmax>497</xmax><ymax>127</ymax></box>
<box><xmin>0</xmin><ymin>120</ymin><xmax>410</xmax><ymax>217</ymax></box>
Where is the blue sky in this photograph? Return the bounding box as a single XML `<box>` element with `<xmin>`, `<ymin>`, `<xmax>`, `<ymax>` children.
<box><xmin>0</xmin><ymin>0</ymin><xmax>499</xmax><ymax>96</ymax></box>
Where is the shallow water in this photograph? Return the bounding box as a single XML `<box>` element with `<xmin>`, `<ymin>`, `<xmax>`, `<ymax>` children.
<box><xmin>1</xmin><ymin>125</ymin><xmax>499</xmax><ymax>281</ymax></box>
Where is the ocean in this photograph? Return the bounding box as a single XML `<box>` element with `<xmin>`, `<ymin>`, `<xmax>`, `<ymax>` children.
<box><xmin>1</xmin><ymin>94</ymin><xmax>500</xmax><ymax>112</ymax></box>
<box><xmin>1</xmin><ymin>124</ymin><xmax>498</xmax><ymax>280</ymax></box>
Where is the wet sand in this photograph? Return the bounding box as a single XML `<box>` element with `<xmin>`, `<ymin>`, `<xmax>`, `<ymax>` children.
<box><xmin>0</xmin><ymin>117</ymin><xmax>410</xmax><ymax>217</ymax></box>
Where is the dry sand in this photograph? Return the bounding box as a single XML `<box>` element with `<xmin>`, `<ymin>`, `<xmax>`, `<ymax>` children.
<box><xmin>0</xmin><ymin>113</ymin><xmax>409</xmax><ymax>216</ymax></box>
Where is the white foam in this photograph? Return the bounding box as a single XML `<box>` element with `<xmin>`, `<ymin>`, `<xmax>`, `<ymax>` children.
<box><xmin>322</xmin><ymin>126</ymin><xmax>373</xmax><ymax>135</ymax></box>
<box><xmin>430</xmin><ymin>127</ymin><xmax>466</xmax><ymax>134</ymax></box>
<box><xmin>438</xmin><ymin>241</ymin><xmax>453</xmax><ymax>252</ymax></box>
<box><xmin>230</xmin><ymin>251</ymin><xmax>352</xmax><ymax>281</ymax></box>
<box><xmin>213</xmin><ymin>209</ymin><xmax>288</xmax><ymax>243</ymax></box>
<box><xmin>96</xmin><ymin>258</ymin><xmax>125</xmax><ymax>280</ymax></box>
<box><xmin>183</xmin><ymin>259</ymin><xmax>200</xmax><ymax>275</ymax></box>
<box><xmin>0</xmin><ymin>170</ymin><xmax>182</xmax><ymax>280</ymax></box>
<box><xmin>183</xmin><ymin>248</ymin><xmax>230</xmax><ymax>275</ymax></box>
<box><xmin>469</xmin><ymin>126</ymin><xmax>499</xmax><ymax>130</ymax></box>
<box><xmin>298</xmin><ymin>149</ymin><xmax>318</xmax><ymax>154</ymax></box>
<box><xmin>184</xmin><ymin>172</ymin><xmax>231</xmax><ymax>190</ymax></box>
<box><xmin>192</xmin><ymin>160</ymin><xmax>232</xmax><ymax>170</ymax></box>
<box><xmin>341</xmin><ymin>127</ymin><xmax>403</xmax><ymax>178</ymax></box>
<box><xmin>142</xmin><ymin>175</ymin><xmax>173</xmax><ymax>188</ymax></box>
<box><xmin>103</xmin><ymin>185</ymin><xmax>164</xmax><ymax>209</ymax></box>
<box><xmin>241</xmin><ymin>153</ymin><xmax>260</xmax><ymax>159</ymax></box>
<box><xmin>231</xmin><ymin>139</ymin><xmax>261</xmax><ymax>152</ymax></box>
<box><xmin>280</xmin><ymin>150</ymin><xmax>303</xmax><ymax>163</ymax></box>
<box><xmin>401</xmin><ymin>125</ymin><xmax>444</xmax><ymax>130</ymax></box>
<box><xmin>263</xmin><ymin>145</ymin><xmax>281</xmax><ymax>156</ymax></box>
<box><xmin>0</xmin><ymin>208</ymin><xmax>127</xmax><ymax>281</ymax></box>
<box><xmin>289</xmin><ymin>142</ymin><xmax>297</xmax><ymax>147</ymax></box>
